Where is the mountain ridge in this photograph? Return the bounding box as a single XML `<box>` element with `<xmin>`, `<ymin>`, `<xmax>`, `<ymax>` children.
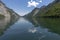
<box><xmin>0</xmin><ymin>0</ymin><xmax>20</xmax><ymax>35</ymax></box>
<box><xmin>24</xmin><ymin>0</ymin><xmax>60</xmax><ymax>18</ymax></box>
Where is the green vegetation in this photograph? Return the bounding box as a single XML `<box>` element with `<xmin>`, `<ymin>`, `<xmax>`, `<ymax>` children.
<box><xmin>25</xmin><ymin>0</ymin><xmax>60</xmax><ymax>18</ymax></box>
<box><xmin>0</xmin><ymin>14</ymin><xmax>5</xmax><ymax>19</ymax></box>
<box><xmin>0</xmin><ymin>4</ymin><xmax>1</xmax><ymax>6</ymax></box>
<box><xmin>26</xmin><ymin>17</ymin><xmax>60</xmax><ymax>34</ymax></box>
<box><xmin>36</xmin><ymin>0</ymin><xmax>60</xmax><ymax>18</ymax></box>
<box><xmin>46</xmin><ymin>3</ymin><xmax>60</xmax><ymax>16</ymax></box>
<box><xmin>36</xmin><ymin>18</ymin><xmax>60</xmax><ymax>34</ymax></box>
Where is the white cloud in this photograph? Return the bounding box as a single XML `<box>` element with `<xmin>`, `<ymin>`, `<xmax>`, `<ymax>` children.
<box><xmin>27</xmin><ymin>0</ymin><xmax>43</xmax><ymax>7</ymax></box>
<box><xmin>27</xmin><ymin>1</ymin><xmax>39</xmax><ymax>7</ymax></box>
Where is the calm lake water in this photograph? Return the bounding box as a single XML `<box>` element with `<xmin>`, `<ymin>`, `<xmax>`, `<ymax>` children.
<box><xmin>0</xmin><ymin>17</ymin><xmax>60</xmax><ymax>40</ymax></box>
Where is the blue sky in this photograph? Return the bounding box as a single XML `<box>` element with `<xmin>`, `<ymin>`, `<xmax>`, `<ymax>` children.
<box><xmin>2</xmin><ymin>0</ymin><xmax>54</xmax><ymax>16</ymax></box>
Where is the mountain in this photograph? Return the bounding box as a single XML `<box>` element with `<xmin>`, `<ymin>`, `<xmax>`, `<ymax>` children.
<box><xmin>24</xmin><ymin>8</ymin><xmax>40</xmax><ymax>18</ymax></box>
<box><xmin>36</xmin><ymin>0</ymin><xmax>60</xmax><ymax>18</ymax></box>
<box><xmin>0</xmin><ymin>0</ymin><xmax>20</xmax><ymax>35</ymax></box>
<box><xmin>25</xmin><ymin>0</ymin><xmax>60</xmax><ymax>18</ymax></box>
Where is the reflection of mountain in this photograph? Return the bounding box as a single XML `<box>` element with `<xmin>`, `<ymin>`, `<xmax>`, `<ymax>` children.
<box><xmin>38</xmin><ymin>18</ymin><xmax>60</xmax><ymax>34</ymax></box>
<box><xmin>36</xmin><ymin>18</ymin><xmax>60</xmax><ymax>34</ymax></box>
<box><xmin>24</xmin><ymin>0</ymin><xmax>60</xmax><ymax>35</ymax></box>
<box><xmin>26</xmin><ymin>18</ymin><xmax>39</xmax><ymax>27</ymax></box>
<box><xmin>0</xmin><ymin>18</ymin><xmax>19</xmax><ymax>36</ymax></box>
<box><xmin>0</xmin><ymin>0</ymin><xmax>20</xmax><ymax>36</ymax></box>
<box><xmin>27</xmin><ymin>18</ymin><xmax>60</xmax><ymax>35</ymax></box>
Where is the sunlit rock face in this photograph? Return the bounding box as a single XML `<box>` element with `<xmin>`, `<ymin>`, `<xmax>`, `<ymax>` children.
<box><xmin>24</xmin><ymin>8</ymin><xmax>40</xmax><ymax>18</ymax></box>
<box><xmin>0</xmin><ymin>0</ymin><xmax>11</xmax><ymax>22</ymax></box>
<box><xmin>0</xmin><ymin>0</ymin><xmax>20</xmax><ymax>36</ymax></box>
<box><xmin>33</xmin><ymin>8</ymin><xmax>40</xmax><ymax>16</ymax></box>
<box><xmin>0</xmin><ymin>1</ymin><xmax>11</xmax><ymax>28</ymax></box>
<box><xmin>0</xmin><ymin>1</ymin><xmax>11</xmax><ymax>36</ymax></box>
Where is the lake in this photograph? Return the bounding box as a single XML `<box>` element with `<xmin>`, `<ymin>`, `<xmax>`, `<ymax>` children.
<box><xmin>0</xmin><ymin>17</ymin><xmax>60</xmax><ymax>40</ymax></box>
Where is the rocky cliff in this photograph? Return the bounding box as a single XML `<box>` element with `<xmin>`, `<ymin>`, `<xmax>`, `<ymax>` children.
<box><xmin>24</xmin><ymin>8</ymin><xmax>40</xmax><ymax>18</ymax></box>
<box><xmin>0</xmin><ymin>0</ymin><xmax>20</xmax><ymax>35</ymax></box>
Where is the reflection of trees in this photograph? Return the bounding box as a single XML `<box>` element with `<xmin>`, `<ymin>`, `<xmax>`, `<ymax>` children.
<box><xmin>27</xmin><ymin>17</ymin><xmax>60</xmax><ymax>34</ymax></box>
<box><xmin>26</xmin><ymin>18</ymin><xmax>39</xmax><ymax>27</ymax></box>
<box><xmin>32</xmin><ymin>18</ymin><xmax>39</xmax><ymax>27</ymax></box>
<box><xmin>36</xmin><ymin>18</ymin><xmax>60</xmax><ymax>34</ymax></box>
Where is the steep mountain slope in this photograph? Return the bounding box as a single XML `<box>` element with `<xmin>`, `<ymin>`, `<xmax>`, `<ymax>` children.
<box><xmin>25</xmin><ymin>0</ymin><xmax>60</xmax><ymax>18</ymax></box>
<box><xmin>0</xmin><ymin>0</ymin><xmax>20</xmax><ymax>21</ymax></box>
<box><xmin>24</xmin><ymin>8</ymin><xmax>40</xmax><ymax>18</ymax></box>
<box><xmin>36</xmin><ymin>0</ymin><xmax>60</xmax><ymax>18</ymax></box>
<box><xmin>0</xmin><ymin>0</ymin><xmax>20</xmax><ymax>35</ymax></box>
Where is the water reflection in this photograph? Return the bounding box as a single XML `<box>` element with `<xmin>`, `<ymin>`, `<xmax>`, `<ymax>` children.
<box><xmin>27</xmin><ymin>17</ymin><xmax>60</xmax><ymax>35</ymax></box>
<box><xmin>0</xmin><ymin>17</ymin><xmax>60</xmax><ymax>40</ymax></box>
<box><xmin>0</xmin><ymin>17</ymin><xmax>19</xmax><ymax>36</ymax></box>
<box><xmin>28</xmin><ymin>28</ymin><xmax>37</xmax><ymax>33</ymax></box>
<box><xmin>36</xmin><ymin>18</ymin><xmax>60</xmax><ymax>34</ymax></box>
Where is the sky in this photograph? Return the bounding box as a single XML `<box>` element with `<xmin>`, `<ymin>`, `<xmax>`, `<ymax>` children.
<box><xmin>1</xmin><ymin>0</ymin><xmax>54</xmax><ymax>16</ymax></box>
